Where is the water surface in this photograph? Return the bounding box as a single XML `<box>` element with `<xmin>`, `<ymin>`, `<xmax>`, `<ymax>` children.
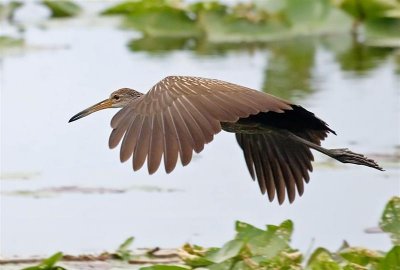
<box><xmin>1</xmin><ymin>2</ymin><xmax>399</xmax><ymax>257</ymax></box>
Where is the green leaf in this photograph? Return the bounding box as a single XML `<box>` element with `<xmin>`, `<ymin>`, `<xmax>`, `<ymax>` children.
<box><xmin>239</xmin><ymin>220</ymin><xmax>292</xmax><ymax>258</ymax></box>
<box><xmin>335</xmin><ymin>0</ymin><xmax>400</xmax><ymax>21</ymax></box>
<box><xmin>42</xmin><ymin>0</ymin><xmax>81</xmax><ymax>18</ymax></box>
<box><xmin>140</xmin><ymin>265</ymin><xmax>190</xmax><ymax>270</ymax></box>
<box><xmin>379</xmin><ymin>246</ymin><xmax>400</xmax><ymax>270</ymax></box>
<box><xmin>123</xmin><ymin>8</ymin><xmax>200</xmax><ymax>38</ymax></box>
<box><xmin>380</xmin><ymin>196</ymin><xmax>400</xmax><ymax>245</ymax></box>
<box><xmin>231</xmin><ymin>260</ymin><xmax>255</xmax><ymax>270</ymax></box>
<box><xmin>205</xmin><ymin>239</ymin><xmax>244</xmax><ymax>263</ymax></box>
<box><xmin>267</xmin><ymin>219</ymin><xmax>294</xmax><ymax>242</ymax></box>
<box><xmin>22</xmin><ymin>252</ymin><xmax>65</xmax><ymax>270</ymax></box>
<box><xmin>340</xmin><ymin>247</ymin><xmax>383</xmax><ymax>266</ymax></box>
<box><xmin>246</xmin><ymin>230</ymin><xmax>288</xmax><ymax>258</ymax></box>
<box><xmin>102</xmin><ymin>0</ymin><xmax>183</xmax><ymax>15</ymax></box>
<box><xmin>235</xmin><ymin>221</ymin><xmax>265</xmax><ymax>241</ymax></box>
<box><xmin>202</xmin><ymin>259</ymin><xmax>234</xmax><ymax>270</ymax></box>
<box><xmin>115</xmin><ymin>236</ymin><xmax>134</xmax><ymax>261</ymax></box>
<box><xmin>307</xmin><ymin>248</ymin><xmax>341</xmax><ymax>270</ymax></box>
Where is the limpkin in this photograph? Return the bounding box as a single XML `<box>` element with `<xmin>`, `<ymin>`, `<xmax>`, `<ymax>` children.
<box><xmin>69</xmin><ymin>76</ymin><xmax>382</xmax><ymax>204</ymax></box>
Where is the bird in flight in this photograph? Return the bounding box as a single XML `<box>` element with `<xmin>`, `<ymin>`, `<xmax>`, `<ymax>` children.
<box><xmin>69</xmin><ymin>76</ymin><xmax>382</xmax><ymax>204</ymax></box>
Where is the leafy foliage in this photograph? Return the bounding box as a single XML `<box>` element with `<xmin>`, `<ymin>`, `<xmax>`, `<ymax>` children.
<box><xmin>41</xmin><ymin>0</ymin><xmax>81</xmax><ymax>18</ymax></box>
<box><xmin>335</xmin><ymin>0</ymin><xmax>400</xmax><ymax>21</ymax></box>
<box><xmin>22</xmin><ymin>252</ymin><xmax>65</xmax><ymax>270</ymax></box>
<box><xmin>102</xmin><ymin>0</ymin><xmax>399</xmax><ymax>46</ymax></box>
<box><xmin>140</xmin><ymin>197</ymin><xmax>400</xmax><ymax>270</ymax></box>
<box><xmin>9</xmin><ymin>197</ymin><xmax>399</xmax><ymax>270</ymax></box>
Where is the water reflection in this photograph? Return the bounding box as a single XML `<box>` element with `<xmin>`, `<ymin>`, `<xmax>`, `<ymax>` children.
<box><xmin>128</xmin><ymin>35</ymin><xmax>399</xmax><ymax>100</ymax></box>
<box><xmin>334</xmin><ymin>41</ymin><xmax>394</xmax><ymax>76</ymax></box>
<box><xmin>128</xmin><ymin>36</ymin><xmax>269</xmax><ymax>55</ymax></box>
<box><xmin>262</xmin><ymin>38</ymin><xmax>316</xmax><ymax>100</ymax></box>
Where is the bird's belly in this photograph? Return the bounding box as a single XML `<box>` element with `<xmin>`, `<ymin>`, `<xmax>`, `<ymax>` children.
<box><xmin>221</xmin><ymin>120</ymin><xmax>273</xmax><ymax>134</ymax></box>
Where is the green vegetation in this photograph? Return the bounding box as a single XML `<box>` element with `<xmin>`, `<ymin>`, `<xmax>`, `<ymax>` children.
<box><xmin>0</xmin><ymin>36</ymin><xmax>24</xmax><ymax>48</ymax></box>
<box><xmin>41</xmin><ymin>0</ymin><xmax>81</xmax><ymax>18</ymax></box>
<box><xmin>21</xmin><ymin>252</ymin><xmax>65</xmax><ymax>270</ymax></box>
<box><xmin>140</xmin><ymin>197</ymin><xmax>400</xmax><ymax>270</ymax></box>
<box><xmin>102</xmin><ymin>0</ymin><xmax>400</xmax><ymax>46</ymax></box>
<box><xmin>20</xmin><ymin>197</ymin><xmax>399</xmax><ymax>270</ymax></box>
<box><xmin>115</xmin><ymin>237</ymin><xmax>135</xmax><ymax>261</ymax></box>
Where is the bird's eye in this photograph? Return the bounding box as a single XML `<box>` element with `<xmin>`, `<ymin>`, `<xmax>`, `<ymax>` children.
<box><xmin>113</xmin><ymin>95</ymin><xmax>120</xmax><ymax>100</ymax></box>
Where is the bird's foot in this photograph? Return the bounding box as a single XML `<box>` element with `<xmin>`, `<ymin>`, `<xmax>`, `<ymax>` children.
<box><xmin>329</xmin><ymin>148</ymin><xmax>383</xmax><ymax>171</ymax></box>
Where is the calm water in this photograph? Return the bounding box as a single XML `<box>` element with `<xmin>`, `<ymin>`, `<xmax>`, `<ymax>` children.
<box><xmin>1</xmin><ymin>2</ymin><xmax>399</xmax><ymax>257</ymax></box>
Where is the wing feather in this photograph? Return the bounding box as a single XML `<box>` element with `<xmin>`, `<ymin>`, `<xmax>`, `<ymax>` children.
<box><xmin>132</xmin><ymin>116</ymin><xmax>151</xmax><ymax>171</ymax></box>
<box><xmin>148</xmin><ymin>114</ymin><xmax>164</xmax><ymax>174</ymax></box>
<box><xmin>120</xmin><ymin>115</ymin><xmax>143</xmax><ymax>162</ymax></box>
<box><xmin>111</xmin><ymin>76</ymin><xmax>292</xmax><ymax>174</ymax></box>
<box><xmin>161</xmin><ymin>112</ymin><xmax>179</xmax><ymax>173</ymax></box>
<box><xmin>235</xmin><ymin>132</ymin><xmax>315</xmax><ymax>204</ymax></box>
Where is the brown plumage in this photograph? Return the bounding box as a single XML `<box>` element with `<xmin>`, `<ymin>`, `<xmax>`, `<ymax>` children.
<box><xmin>69</xmin><ymin>76</ymin><xmax>383</xmax><ymax>204</ymax></box>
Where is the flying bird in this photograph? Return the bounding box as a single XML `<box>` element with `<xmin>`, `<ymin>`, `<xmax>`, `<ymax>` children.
<box><xmin>69</xmin><ymin>76</ymin><xmax>382</xmax><ymax>204</ymax></box>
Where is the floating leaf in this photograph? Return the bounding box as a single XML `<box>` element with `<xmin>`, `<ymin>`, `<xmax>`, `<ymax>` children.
<box><xmin>42</xmin><ymin>0</ymin><xmax>81</xmax><ymax>18</ymax></box>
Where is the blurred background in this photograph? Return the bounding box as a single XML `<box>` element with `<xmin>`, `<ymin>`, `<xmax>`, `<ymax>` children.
<box><xmin>1</xmin><ymin>0</ymin><xmax>399</xmax><ymax>258</ymax></box>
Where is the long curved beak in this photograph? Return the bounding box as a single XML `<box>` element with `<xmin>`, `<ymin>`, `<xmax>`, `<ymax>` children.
<box><xmin>68</xmin><ymin>98</ymin><xmax>113</xmax><ymax>123</ymax></box>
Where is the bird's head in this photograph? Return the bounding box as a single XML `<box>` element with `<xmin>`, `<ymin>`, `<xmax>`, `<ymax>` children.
<box><xmin>68</xmin><ymin>88</ymin><xmax>143</xmax><ymax>123</ymax></box>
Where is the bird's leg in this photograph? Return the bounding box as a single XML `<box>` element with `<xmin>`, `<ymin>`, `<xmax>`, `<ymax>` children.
<box><xmin>287</xmin><ymin>133</ymin><xmax>383</xmax><ymax>171</ymax></box>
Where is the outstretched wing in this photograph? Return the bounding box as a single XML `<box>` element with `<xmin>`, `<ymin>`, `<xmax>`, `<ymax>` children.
<box><xmin>236</xmin><ymin>132</ymin><xmax>314</xmax><ymax>205</ymax></box>
<box><xmin>108</xmin><ymin>76</ymin><xmax>292</xmax><ymax>174</ymax></box>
